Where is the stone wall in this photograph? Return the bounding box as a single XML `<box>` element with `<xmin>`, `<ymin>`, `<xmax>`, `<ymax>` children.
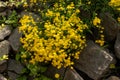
<box><xmin>0</xmin><ymin>1</ymin><xmax>120</xmax><ymax>80</ymax></box>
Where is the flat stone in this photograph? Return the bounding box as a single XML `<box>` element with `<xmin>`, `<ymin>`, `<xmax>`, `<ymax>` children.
<box><xmin>0</xmin><ymin>40</ymin><xmax>9</xmax><ymax>65</ymax></box>
<box><xmin>100</xmin><ymin>13</ymin><xmax>119</xmax><ymax>41</ymax></box>
<box><xmin>8</xmin><ymin>27</ymin><xmax>22</xmax><ymax>52</ymax></box>
<box><xmin>64</xmin><ymin>68</ymin><xmax>84</xmax><ymax>80</ymax></box>
<box><xmin>8</xmin><ymin>59</ymin><xmax>24</xmax><ymax>74</ymax></box>
<box><xmin>106</xmin><ymin>76</ymin><xmax>120</xmax><ymax>80</ymax></box>
<box><xmin>114</xmin><ymin>32</ymin><xmax>120</xmax><ymax>59</ymax></box>
<box><xmin>74</xmin><ymin>40</ymin><xmax>114</xmax><ymax>80</ymax></box>
<box><xmin>0</xmin><ymin>74</ymin><xmax>7</xmax><ymax>80</ymax></box>
<box><xmin>0</xmin><ymin>25</ymin><xmax>12</xmax><ymax>41</ymax></box>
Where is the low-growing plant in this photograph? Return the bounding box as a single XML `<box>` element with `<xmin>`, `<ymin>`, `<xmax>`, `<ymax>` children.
<box><xmin>14</xmin><ymin>0</ymin><xmax>120</xmax><ymax>79</ymax></box>
<box><xmin>0</xmin><ymin>10</ymin><xmax>19</xmax><ymax>28</ymax></box>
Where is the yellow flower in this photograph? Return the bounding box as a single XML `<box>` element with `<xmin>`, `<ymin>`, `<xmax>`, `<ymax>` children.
<box><xmin>109</xmin><ymin>63</ymin><xmax>116</xmax><ymax>69</ymax></box>
<box><xmin>1</xmin><ymin>23</ymin><xmax>5</xmax><ymax>27</ymax></box>
<box><xmin>23</xmin><ymin>2</ymin><xmax>28</xmax><ymax>7</ymax></box>
<box><xmin>109</xmin><ymin>0</ymin><xmax>120</xmax><ymax>10</ymax></box>
<box><xmin>117</xmin><ymin>17</ymin><xmax>120</xmax><ymax>22</ymax></box>
<box><xmin>95</xmin><ymin>40</ymin><xmax>104</xmax><ymax>46</ymax></box>
<box><xmin>93</xmin><ymin>17</ymin><xmax>101</xmax><ymax>26</ymax></box>
<box><xmin>2</xmin><ymin>55</ymin><xmax>8</xmax><ymax>60</ymax></box>
<box><xmin>21</xmin><ymin>54</ymin><xmax>27</xmax><ymax>58</ymax></box>
<box><xmin>55</xmin><ymin>73</ymin><xmax>60</xmax><ymax>78</ymax></box>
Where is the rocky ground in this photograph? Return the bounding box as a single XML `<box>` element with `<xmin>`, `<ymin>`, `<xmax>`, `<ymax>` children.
<box><xmin>1</xmin><ymin>1</ymin><xmax>120</xmax><ymax>80</ymax></box>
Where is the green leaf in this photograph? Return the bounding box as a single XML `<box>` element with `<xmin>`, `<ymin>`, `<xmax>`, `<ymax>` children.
<box><xmin>39</xmin><ymin>66</ymin><xmax>47</xmax><ymax>73</ymax></box>
<box><xmin>21</xmin><ymin>68</ymin><xmax>28</xmax><ymax>74</ymax></box>
<box><xmin>15</xmin><ymin>53</ymin><xmax>21</xmax><ymax>61</ymax></box>
<box><xmin>17</xmin><ymin>76</ymin><xmax>27</xmax><ymax>80</ymax></box>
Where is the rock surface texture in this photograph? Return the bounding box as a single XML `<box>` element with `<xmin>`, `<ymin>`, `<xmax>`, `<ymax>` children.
<box><xmin>8</xmin><ymin>28</ymin><xmax>22</xmax><ymax>52</ymax></box>
<box><xmin>114</xmin><ymin>32</ymin><xmax>120</xmax><ymax>59</ymax></box>
<box><xmin>0</xmin><ymin>74</ymin><xmax>7</xmax><ymax>80</ymax></box>
<box><xmin>106</xmin><ymin>76</ymin><xmax>120</xmax><ymax>80</ymax></box>
<box><xmin>0</xmin><ymin>25</ymin><xmax>12</xmax><ymax>41</ymax></box>
<box><xmin>74</xmin><ymin>40</ymin><xmax>114</xmax><ymax>80</ymax></box>
<box><xmin>100</xmin><ymin>13</ymin><xmax>119</xmax><ymax>41</ymax></box>
<box><xmin>0</xmin><ymin>40</ymin><xmax>9</xmax><ymax>64</ymax></box>
<box><xmin>64</xmin><ymin>68</ymin><xmax>84</xmax><ymax>80</ymax></box>
<box><xmin>8</xmin><ymin>59</ymin><xmax>24</xmax><ymax>74</ymax></box>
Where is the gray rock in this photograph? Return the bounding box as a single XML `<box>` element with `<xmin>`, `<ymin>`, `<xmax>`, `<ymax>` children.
<box><xmin>0</xmin><ymin>11</ymin><xmax>7</xmax><ymax>16</ymax></box>
<box><xmin>64</xmin><ymin>68</ymin><xmax>84</xmax><ymax>80</ymax></box>
<box><xmin>0</xmin><ymin>1</ymin><xmax>7</xmax><ymax>12</ymax></box>
<box><xmin>0</xmin><ymin>62</ymin><xmax>7</xmax><ymax>73</ymax></box>
<box><xmin>8</xmin><ymin>71</ymin><xmax>19</xmax><ymax>80</ymax></box>
<box><xmin>0</xmin><ymin>25</ymin><xmax>12</xmax><ymax>41</ymax></box>
<box><xmin>8</xmin><ymin>59</ymin><xmax>24</xmax><ymax>74</ymax></box>
<box><xmin>100</xmin><ymin>13</ymin><xmax>119</xmax><ymax>41</ymax></box>
<box><xmin>106</xmin><ymin>76</ymin><xmax>120</xmax><ymax>80</ymax></box>
<box><xmin>0</xmin><ymin>40</ymin><xmax>9</xmax><ymax>65</ymax></box>
<box><xmin>44</xmin><ymin>65</ymin><xmax>65</xmax><ymax>80</ymax></box>
<box><xmin>74</xmin><ymin>40</ymin><xmax>114</xmax><ymax>80</ymax></box>
<box><xmin>0</xmin><ymin>74</ymin><xmax>7</xmax><ymax>80</ymax></box>
<box><xmin>8</xmin><ymin>28</ymin><xmax>22</xmax><ymax>52</ymax></box>
<box><xmin>114</xmin><ymin>32</ymin><xmax>120</xmax><ymax>59</ymax></box>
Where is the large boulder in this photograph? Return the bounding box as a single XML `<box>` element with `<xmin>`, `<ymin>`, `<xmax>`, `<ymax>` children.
<box><xmin>74</xmin><ymin>40</ymin><xmax>114</xmax><ymax>80</ymax></box>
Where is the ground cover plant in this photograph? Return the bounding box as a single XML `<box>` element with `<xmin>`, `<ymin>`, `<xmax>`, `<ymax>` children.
<box><xmin>1</xmin><ymin>0</ymin><xmax>120</xmax><ymax>80</ymax></box>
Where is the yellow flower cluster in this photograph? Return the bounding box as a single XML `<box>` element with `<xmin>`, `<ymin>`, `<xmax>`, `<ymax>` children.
<box><xmin>117</xmin><ymin>17</ymin><xmax>120</xmax><ymax>22</ymax></box>
<box><xmin>19</xmin><ymin>2</ymin><xmax>88</xmax><ymax>69</ymax></box>
<box><xmin>109</xmin><ymin>0</ymin><xmax>120</xmax><ymax>10</ymax></box>
<box><xmin>93</xmin><ymin>17</ymin><xmax>101</xmax><ymax>26</ymax></box>
<box><xmin>93</xmin><ymin>16</ymin><xmax>105</xmax><ymax>46</ymax></box>
<box><xmin>0</xmin><ymin>55</ymin><xmax>8</xmax><ymax>61</ymax></box>
<box><xmin>55</xmin><ymin>73</ymin><xmax>60</xmax><ymax>79</ymax></box>
<box><xmin>22</xmin><ymin>0</ymin><xmax>49</xmax><ymax>8</ymax></box>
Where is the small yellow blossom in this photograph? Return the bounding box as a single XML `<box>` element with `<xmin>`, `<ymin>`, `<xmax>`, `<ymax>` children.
<box><xmin>93</xmin><ymin>17</ymin><xmax>101</xmax><ymax>26</ymax></box>
<box><xmin>23</xmin><ymin>2</ymin><xmax>28</xmax><ymax>7</ymax></box>
<box><xmin>3</xmin><ymin>55</ymin><xmax>8</xmax><ymax>59</ymax></box>
<box><xmin>21</xmin><ymin>54</ymin><xmax>27</xmax><ymax>58</ymax></box>
<box><xmin>55</xmin><ymin>73</ymin><xmax>60</xmax><ymax>78</ymax></box>
<box><xmin>0</xmin><ymin>55</ymin><xmax>8</xmax><ymax>61</ymax></box>
<box><xmin>117</xmin><ymin>17</ymin><xmax>120</xmax><ymax>22</ymax></box>
<box><xmin>109</xmin><ymin>63</ymin><xmax>116</xmax><ymax>69</ymax></box>
<box><xmin>95</xmin><ymin>40</ymin><xmax>105</xmax><ymax>46</ymax></box>
<box><xmin>1</xmin><ymin>23</ymin><xmax>5</xmax><ymax>27</ymax></box>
